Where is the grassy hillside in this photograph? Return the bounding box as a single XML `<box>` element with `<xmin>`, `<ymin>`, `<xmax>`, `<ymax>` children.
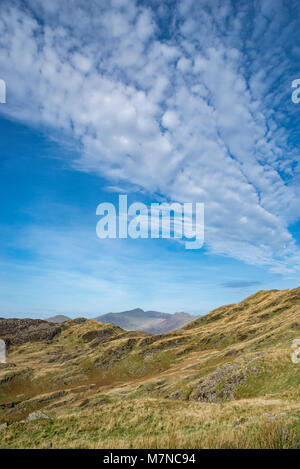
<box><xmin>0</xmin><ymin>287</ymin><xmax>299</xmax><ymax>448</ymax></box>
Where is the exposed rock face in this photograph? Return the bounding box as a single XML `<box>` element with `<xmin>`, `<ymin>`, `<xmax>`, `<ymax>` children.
<box><xmin>82</xmin><ymin>325</ymin><xmax>120</xmax><ymax>344</ymax></box>
<box><xmin>21</xmin><ymin>411</ymin><xmax>50</xmax><ymax>423</ymax></box>
<box><xmin>189</xmin><ymin>360</ymin><xmax>259</xmax><ymax>402</ymax></box>
<box><xmin>0</xmin><ymin>318</ymin><xmax>61</xmax><ymax>347</ymax></box>
<box><xmin>0</xmin><ymin>367</ymin><xmax>31</xmax><ymax>386</ymax></box>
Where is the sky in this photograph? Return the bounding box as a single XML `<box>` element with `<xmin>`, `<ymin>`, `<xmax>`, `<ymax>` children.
<box><xmin>0</xmin><ymin>0</ymin><xmax>300</xmax><ymax>318</ymax></box>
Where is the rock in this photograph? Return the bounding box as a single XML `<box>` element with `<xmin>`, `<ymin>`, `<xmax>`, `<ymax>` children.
<box><xmin>82</xmin><ymin>398</ymin><xmax>109</xmax><ymax>409</ymax></box>
<box><xmin>169</xmin><ymin>390</ymin><xmax>184</xmax><ymax>400</ymax></box>
<box><xmin>0</xmin><ymin>422</ymin><xmax>8</xmax><ymax>430</ymax></box>
<box><xmin>0</xmin><ymin>400</ymin><xmax>21</xmax><ymax>410</ymax></box>
<box><xmin>234</xmin><ymin>417</ymin><xmax>249</xmax><ymax>427</ymax></box>
<box><xmin>78</xmin><ymin>399</ymin><xmax>90</xmax><ymax>407</ymax></box>
<box><xmin>21</xmin><ymin>410</ymin><xmax>50</xmax><ymax>423</ymax></box>
<box><xmin>70</xmin><ymin>384</ymin><xmax>96</xmax><ymax>393</ymax></box>
<box><xmin>262</xmin><ymin>412</ymin><xmax>287</xmax><ymax>422</ymax></box>
<box><xmin>0</xmin><ymin>368</ymin><xmax>32</xmax><ymax>386</ymax></box>
<box><xmin>189</xmin><ymin>361</ymin><xmax>253</xmax><ymax>402</ymax></box>
<box><xmin>25</xmin><ymin>390</ymin><xmax>68</xmax><ymax>407</ymax></box>
<box><xmin>0</xmin><ymin>318</ymin><xmax>61</xmax><ymax>346</ymax></box>
<box><xmin>46</xmin><ymin>397</ymin><xmax>76</xmax><ymax>410</ymax></box>
<box><xmin>0</xmin><ymin>363</ymin><xmax>16</xmax><ymax>369</ymax></box>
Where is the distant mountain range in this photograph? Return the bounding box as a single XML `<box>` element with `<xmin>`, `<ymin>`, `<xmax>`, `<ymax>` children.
<box><xmin>46</xmin><ymin>309</ymin><xmax>196</xmax><ymax>334</ymax></box>
<box><xmin>94</xmin><ymin>308</ymin><xmax>195</xmax><ymax>334</ymax></box>
<box><xmin>46</xmin><ymin>315</ymin><xmax>72</xmax><ymax>323</ymax></box>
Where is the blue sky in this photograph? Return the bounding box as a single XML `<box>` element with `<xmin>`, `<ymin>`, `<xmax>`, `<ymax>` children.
<box><xmin>0</xmin><ymin>0</ymin><xmax>299</xmax><ymax>318</ymax></box>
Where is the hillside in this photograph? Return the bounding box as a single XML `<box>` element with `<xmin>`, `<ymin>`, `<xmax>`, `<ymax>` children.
<box><xmin>94</xmin><ymin>308</ymin><xmax>194</xmax><ymax>334</ymax></box>
<box><xmin>0</xmin><ymin>287</ymin><xmax>299</xmax><ymax>448</ymax></box>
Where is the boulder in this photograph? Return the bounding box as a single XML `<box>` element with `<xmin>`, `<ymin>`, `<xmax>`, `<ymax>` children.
<box><xmin>21</xmin><ymin>411</ymin><xmax>50</xmax><ymax>423</ymax></box>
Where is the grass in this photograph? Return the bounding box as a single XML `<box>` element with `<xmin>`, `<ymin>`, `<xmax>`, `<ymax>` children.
<box><xmin>235</xmin><ymin>349</ymin><xmax>300</xmax><ymax>399</ymax></box>
<box><xmin>1</xmin><ymin>398</ymin><xmax>299</xmax><ymax>448</ymax></box>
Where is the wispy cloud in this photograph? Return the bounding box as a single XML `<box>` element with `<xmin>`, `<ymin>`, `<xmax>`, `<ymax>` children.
<box><xmin>221</xmin><ymin>281</ymin><xmax>262</xmax><ymax>289</ymax></box>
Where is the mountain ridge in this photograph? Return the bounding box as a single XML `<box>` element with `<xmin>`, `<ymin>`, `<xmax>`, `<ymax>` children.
<box><xmin>94</xmin><ymin>308</ymin><xmax>194</xmax><ymax>334</ymax></box>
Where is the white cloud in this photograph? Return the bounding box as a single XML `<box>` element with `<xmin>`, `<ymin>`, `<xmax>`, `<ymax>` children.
<box><xmin>0</xmin><ymin>0</ymin><xmax>299</xmax><ymax>272</ymax></box>
<box><xmin>162</xmin><ymin>110</ymin><xmax>179</xmax><ymax>129</ymax></box>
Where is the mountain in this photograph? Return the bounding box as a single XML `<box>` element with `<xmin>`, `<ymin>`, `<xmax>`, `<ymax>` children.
<box><xmin>94</xmin><ymin>308</ymin><xmax>194</xmax><ymax>333</ymax></box>
<box><xmin>0</xmin><ymin>287</ymin><xmax>299</xmax><ymax>449</ymax></box>
<box><xmin>46</xmin><ymin>315</ymin><xmax>71</xmax><ymax>323</ymax></box>
<box><xmin>146</xmin><ymin>311</ymin><xmax>195</xmax><ymax>334</ymax></box>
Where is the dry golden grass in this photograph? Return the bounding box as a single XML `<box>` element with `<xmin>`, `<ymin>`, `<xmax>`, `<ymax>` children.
<box><xmin>1</xmin><ymin>397</ymin><xmax>299</xmax><ymax>449</ymax></box>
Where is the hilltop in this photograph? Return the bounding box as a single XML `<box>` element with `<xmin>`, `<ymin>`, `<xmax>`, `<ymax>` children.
<box><xmin>0</xmin><ymin>287</ymin><xmax>299</xmax><ymax>448</ymax></box>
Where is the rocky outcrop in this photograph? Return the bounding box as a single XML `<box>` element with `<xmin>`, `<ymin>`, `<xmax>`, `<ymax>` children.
<box><xmin>189</xmin><ymin>360</ymin><xmax>259</xmax><ymax>402</ymax></box>
<box><xmin>0</xmin><ymin>367</ymin><xmax>32</xmax><ymax>386</ymax></box>
<box><xmin>82</xmin><ymin>325</ymin><xmax>121</xmax><ymax>344</ymax></box>
<box><xmin>0</xmin><ymin>318</ymin><xmax>61</xmax><ymax>347</ymax></box>
<box><xmin>21</xmin><ymin>410</ymin><xmax>50</xmax><ymax>423</ymax></box>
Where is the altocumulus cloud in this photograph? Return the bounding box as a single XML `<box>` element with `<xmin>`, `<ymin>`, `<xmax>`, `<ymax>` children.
<box><xmin>0</xmin><ymin>0</ymin><xmax>300</xmax><ymax>273</ymax></box>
